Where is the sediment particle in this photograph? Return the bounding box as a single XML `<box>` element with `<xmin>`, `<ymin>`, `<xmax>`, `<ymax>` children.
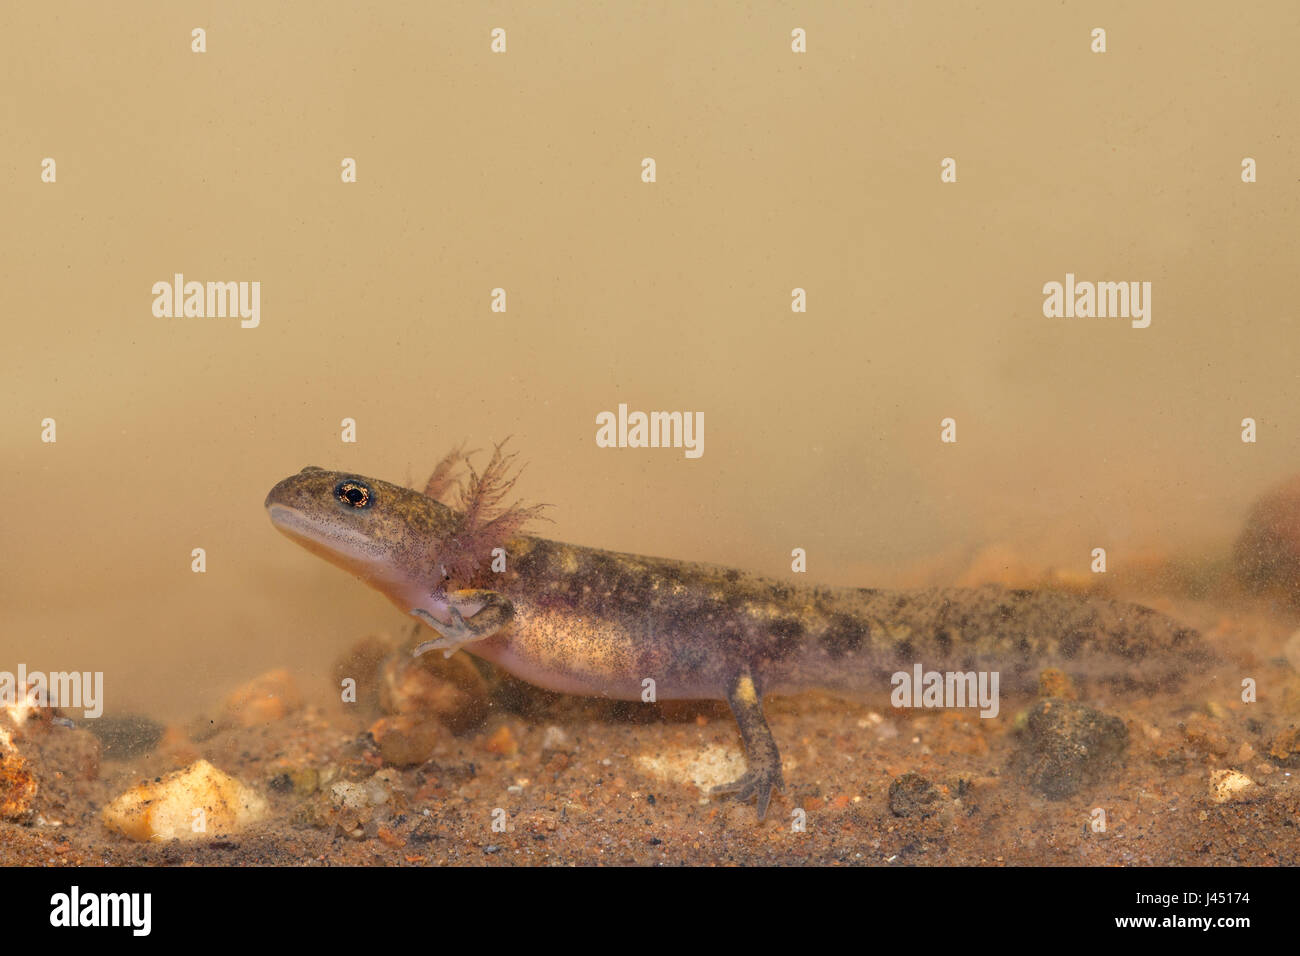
<box><xmin>485</xmin><ymin>724</ymin><xmax>519</xmax><ymax>756</ymax></box>
<box><xmin>888</xmin><ymin>772</ymin><xmax>940</xmax><ymax>818</ymax></box>
<box><xmin>1036</xmin><ymin>668</ymin><xmax>1077</xmax><ymax>700</ymax></box>
<box><xmin>540</xmin><ymin>725</ymin><xmax>572</xmax><ymax>752</ymax></box>
<box><xmin>1013</xmin><ymin>699</ymin><xmax>1128</xmax><ymax>799</ymax></box>
<box><xmin>379</xmin><ymin>650</ymin><xmax>489</xmax><ymax>734</ymax></box>
<box><xmin>369</xmin><ymin>714</ymin><xmax>442</xmax><ymax>767</ymax></box>
<box><xmin>1208</xmin><ymin>769</ymin><xmax>1257</xmax><ymax>804</ymax></box>
<box><xmin>0</xmin><ymin>746</ymin><xmax>37</xmax><ymax>822</ymax></box>
<box><xmin>1266</xmin><ymin>725</ymin><xmax>1300</xmax><ymax>768</ymax></box>
<box><xmin>221</xmin><ymin>668</ymin><xmax>303</xmax><ymax>726</ymax></box>
<box><xmin>100</xmin><ymin>758</ymin><xmax>267</xmax><ymax>842</ymax></box>
<box><xmin>1181</xmin><ymin>714</ymin><xmax>1230</xmax><ymax>756</ymax></box>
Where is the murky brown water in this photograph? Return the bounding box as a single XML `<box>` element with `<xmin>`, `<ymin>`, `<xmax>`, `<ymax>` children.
<box><xmin>2</xmin><ymin>1</ymin><xmax>1298</xmax><ymax>865</ymax></box>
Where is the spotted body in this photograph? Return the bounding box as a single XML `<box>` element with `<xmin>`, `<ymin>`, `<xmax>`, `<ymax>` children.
<box><xmin>266</xmin><ymin>463</ymin><xmax>1213</xmax><ymax>819</ymax></box>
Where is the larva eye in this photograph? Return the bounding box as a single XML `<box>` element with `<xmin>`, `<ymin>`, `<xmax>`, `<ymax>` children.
<box><xmin>335</xmin><ymin>480</ymin><xmax>372</xmax><ymax>509</ymax></box>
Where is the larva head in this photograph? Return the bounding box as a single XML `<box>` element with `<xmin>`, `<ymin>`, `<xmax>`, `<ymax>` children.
<box><xmin>265</xmin><ymin>467</ymin><xmax>459</xmax><ymax>608</ymax></box>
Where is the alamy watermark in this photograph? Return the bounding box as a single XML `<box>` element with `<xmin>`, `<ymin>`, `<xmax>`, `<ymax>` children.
<box><xmin>1042</xmin><ymin>272</ymin><xmax>1151</xmax><ymax>329</ymax></box>
<box><xmin>1</xmin><ymin>665</ymin><xmax>103</xmax><ymax>719</ymax></box>
<box><xmin>152</xmin><ymin>273</ymin><xmax>260</xmax><ymax>328</ymax></box>
<box><xmin>891</xmin><ymin>663</ymin><xmax>1000</xmax><ymax>718</ymax></box>
<box><xmin>49</xmin><ymin>886</ymin><xmax>150</xmax><ymax>936</ymax></box>
<box><xmin>595</xmin><ymin>403</ymin><xmax>704</xmax><ymax>459</ymax></box>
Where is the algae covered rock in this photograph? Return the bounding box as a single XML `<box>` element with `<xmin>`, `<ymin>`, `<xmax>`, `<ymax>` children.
<box><xmin>1013</xmin><ymin>699</ymin><xmax>1129</xmax><ymax>798</ymax></box>
<box><xmin>1234</xmin><ymin>474</ymin><xmax>1300</xmax><ymax>602</ymax></box>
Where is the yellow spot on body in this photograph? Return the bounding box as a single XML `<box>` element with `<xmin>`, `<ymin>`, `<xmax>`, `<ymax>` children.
<box><xmin>560</xmin><ymin>549</ymin><xmax>580</xmax><ymax>573</ymax></box>
<box><xmin>736</xmin><ymin>675</ymin><xmax>758</xmax><ymax>705</ymax></box>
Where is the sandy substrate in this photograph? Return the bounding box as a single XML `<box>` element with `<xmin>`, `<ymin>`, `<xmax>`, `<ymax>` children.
<box><xmin>3</xmin><ymin>588</ymin><xmax>1298</xmax><ymax>867</ymax></box>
